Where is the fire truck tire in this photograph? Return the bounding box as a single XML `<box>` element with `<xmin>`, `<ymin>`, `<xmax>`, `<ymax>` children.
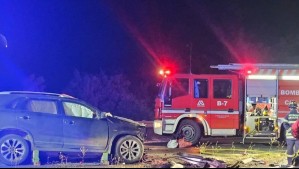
<box><xmin>177</xmin><ymin>119</ymin><xmax>202</xmax><ymax>146</ymax></box>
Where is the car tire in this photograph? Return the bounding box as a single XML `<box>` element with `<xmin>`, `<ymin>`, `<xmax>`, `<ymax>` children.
<box><xmin>0</xmin><ymin>134</ymin><xmax>30</xmax><ymax>166</ymax></box>
<box><xmin>115</xmin><ymin>135</ymin><xmax>144</xmax><ymax>164</ymax></box>
<box><xmin>177</xmin><ymin>119</ymin><xmax>202</xmax><ymax>146</ymax></box>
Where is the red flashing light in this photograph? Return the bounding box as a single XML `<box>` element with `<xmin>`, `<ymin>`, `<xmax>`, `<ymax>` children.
<box><xmin>159</xmin><ymin>68</ymin><xmax>172</xmax><ymax>77</ymax></box>
<box><xmin>159</xmin><ymin>70</ymin><xmax>164</xmax><ymax>75</ymax></box>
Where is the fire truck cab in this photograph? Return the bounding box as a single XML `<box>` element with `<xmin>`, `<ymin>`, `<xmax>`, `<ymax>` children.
<box><xmin>154</xmin><ymin>63</ymin><xmax>299</xmax><ymax>145</ymax></box>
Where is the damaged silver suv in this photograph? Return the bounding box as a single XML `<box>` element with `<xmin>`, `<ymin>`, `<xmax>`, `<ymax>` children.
<box><xmin>0</xmin><ymin>91</ymin><xmax>146</xmax><ymax>165</ymax></box>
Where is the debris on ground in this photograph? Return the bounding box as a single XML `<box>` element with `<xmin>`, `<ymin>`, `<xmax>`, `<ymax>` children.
<box><xmin>229</xmin><ymin>161</ymin><xmax>241</xmax><ymax>168</ymax></box>
<box><xmin>178</xmin><ymin>139</ymin><xmax>192</xmax><ymax>148</ymax></box>
<box><xmin>170</xmin><ymin>161</ymin><xmax>184</xmax><ymax>168</ymax></box>
<box><xmin>177</xmin><ymin>153</ymin><xmax>227</xmax><ymax>168</ymax></box>
<box><xmin>241</xmin><ymin>158</ymin><xmax>253</xmax><ymax>164</ymax></box>
<box><xmin>268</xmin><ymin>163</ymin><xmax>280</xmax><ymax>167</ymax></box>
<box><xmin>252</xmin><ymin>159</ymin><xmax>266</xmax><ymax>165</ymax></box>
<box><xmin>167</xmin><ymin>140</ymin><xmax>179</xmax><ymax>149</ymax></box>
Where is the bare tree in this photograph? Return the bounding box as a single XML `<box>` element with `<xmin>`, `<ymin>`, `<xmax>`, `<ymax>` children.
<box><xmin>22</xmin><ymin>74</ymin><xmax>46</xmax><ymax>92</ymax></box>
<box><xmin>64</xmin><ymin>70</ymin><xmax>152</xmax><ymax>120</ymax></box>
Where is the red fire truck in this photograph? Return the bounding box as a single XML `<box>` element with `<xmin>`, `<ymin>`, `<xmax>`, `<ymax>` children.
<box><xmin>154</xmin><ymin>63</ymin><xmax>299</xmax><ymax>144</ymax></box>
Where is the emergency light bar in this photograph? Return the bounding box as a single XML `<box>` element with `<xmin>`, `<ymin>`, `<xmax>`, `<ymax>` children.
<box><xmin>159</xmin><ymin>69</ymin><xmax>172</xmax><ymax>77</ymax></box>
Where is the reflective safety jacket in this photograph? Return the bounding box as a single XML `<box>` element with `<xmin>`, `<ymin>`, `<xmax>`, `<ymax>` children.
<box><xmin>283</xmin><ymin>109</ymin><xmax>299</xmax><ymax>140</ymax></box>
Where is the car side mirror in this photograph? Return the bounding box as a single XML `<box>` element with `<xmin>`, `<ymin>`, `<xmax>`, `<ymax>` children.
<box><xmin>93</xmin><ymin>112</ymin><xmax>99</xmax><ymax>119</ymax></box>
<box><xmin>100</xmin><ymin>112</ymin><xmax>113</xmax><ymax>118</ymax></box>
<box><xmin>105</xmin><ymin>112</ymin><xmax>113</xmax><ymax>117</ymax></box>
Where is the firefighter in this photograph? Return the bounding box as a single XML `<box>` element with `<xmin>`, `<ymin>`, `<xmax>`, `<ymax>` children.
<box><xmin>283</xmin><ymin>101</ymin><xmax>299</xmax><ymax>166</ymax></box>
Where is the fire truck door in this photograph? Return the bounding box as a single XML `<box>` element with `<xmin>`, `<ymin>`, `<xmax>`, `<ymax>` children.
<box><xmin>192</xmin><ymin>78</ymin><xmax>210</xmax><ymax>120</ymax></box>
<box><xmin>163</xmin><ymin>78</ymin><xmax>191</xmax><ymax>118</ymax></box>
<box><xmin>210</xmin><ymin>78</ymin><xmax>239</xmax><ymax>130</ymax></box>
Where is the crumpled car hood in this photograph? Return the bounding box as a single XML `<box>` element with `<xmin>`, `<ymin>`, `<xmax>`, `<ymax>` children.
<box><xmin>112</xmin><ymin>116</ymin><xmax>146</xmax><ymax>127</ymax></box>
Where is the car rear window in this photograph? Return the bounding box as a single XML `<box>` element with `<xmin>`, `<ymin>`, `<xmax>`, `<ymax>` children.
<box><xmin>26</xmin><ymin>100</ymin><xmax>58</xmax><ymax>114</ymax></box>
<box><xmin>0</xmin><ymin>95</ymin><xmax>22</xmax><ymax>109</ymax></box>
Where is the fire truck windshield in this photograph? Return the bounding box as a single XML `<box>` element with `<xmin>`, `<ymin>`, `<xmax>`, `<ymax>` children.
<box><xmin>157</xmin><ymin>79</ymin><xmax>166</xmax><ymax>98</ymax></box>
<box><xmin>162</xmin><ymin>78</ymin><xmax>189</xmax><ymax>106</ymax></box>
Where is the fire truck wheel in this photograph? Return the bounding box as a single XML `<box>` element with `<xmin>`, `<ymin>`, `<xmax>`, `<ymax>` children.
<box><xmin>177</xmin><ymin>119</ymin><xmax>202</xmax><ymax>146</ymax></box>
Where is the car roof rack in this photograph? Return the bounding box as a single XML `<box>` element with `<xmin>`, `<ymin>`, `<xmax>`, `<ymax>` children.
<box><xmin>0</xmin><ymin>91</ymin><xmax>76</xmax><ymax>99</ymax></box>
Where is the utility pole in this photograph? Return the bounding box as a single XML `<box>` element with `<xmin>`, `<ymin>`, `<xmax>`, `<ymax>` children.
<box><xmin>187</xmin><ymin>42</ymin><xmax>193</xmax><ymax>74</ymax></box>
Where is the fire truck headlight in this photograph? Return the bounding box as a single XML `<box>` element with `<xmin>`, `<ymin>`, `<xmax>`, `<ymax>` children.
<box><xmin>154</xmin><ymin>121</ymin><xmax>162</xmax><ymax>129</ymax></box>
<box><xmin>244</xmin><ymin>126</ymin><xmax>250</xmax><ymax>134</ymax></box>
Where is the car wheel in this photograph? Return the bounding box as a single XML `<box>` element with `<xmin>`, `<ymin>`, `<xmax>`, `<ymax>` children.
<box><xmin>0</xmin><ymin>134</ymin><xmax>30</xmax><ymax>166</ymax></box>
<box><xmin>177</xmin><ymin>119</ymin><xmax>202</xmax><ymax>146</ymax></box>
<box><xmin>115</xmin><ymin>135</ymin><xmax>144</xmax><ymax>164</ymax></box>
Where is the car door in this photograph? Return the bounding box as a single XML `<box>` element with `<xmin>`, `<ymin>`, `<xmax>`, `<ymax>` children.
<box><xmin>16</xmin><ymin>98</ymin><xmax>63</xmax><ymax>149</ymax></box>
<box><xmin>61</xmin><ymin>101</ymin><xmax>109</xmax><ymax>152</ymax></box>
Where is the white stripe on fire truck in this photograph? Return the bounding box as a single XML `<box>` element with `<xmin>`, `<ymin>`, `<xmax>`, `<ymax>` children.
<box><xmin>161</xmin><ymin>110</ymin><xmax>239</xmax><ymax>115</ymax></box>
<box><xmin>257</xmin><ymin>69</ymin><xmax>276</xmax><ymax>75</ymax></box>
<box><xmin>266</xmin><ymin>69</ymin><xmax>272</xmax><ymax>75</ymax></box>
<box><xmin>279</xmin><ymin>70</ymin><xmax>286</xmax><ymax>76</ymax></box>
<box><xmin>271</xmin><ymin>69</ymin><xmax>277</xmax><ymax>75</ymax></box>
<box><xmin>284</xmin><ymin>70</ymin><xmax>290</xmax><ymax>76</ymax></box>
<box><xmin>252</xmin><ymin>69</ymin><xmax>277</xmax><ymax>75</ymax></box>
<box><xmin>279</xmin><ymin>69</ymin><xmax>299</xmax><ymax>76</ymax></box>
<box><xmin>258</xmin><ymin>69</ymin><xmax>264</xmax><ymax>75</ymax></box>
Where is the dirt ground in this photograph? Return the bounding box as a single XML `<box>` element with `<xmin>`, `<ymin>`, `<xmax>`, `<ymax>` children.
<box><xmin>17</xmin><ymin>142</ymin><xmax>286</xmax><ymax>168</ymax></box>
<box><xmin>0</xmin><ymin>128</ymin><xmax>289</xmax><ymax>168</ymax></box>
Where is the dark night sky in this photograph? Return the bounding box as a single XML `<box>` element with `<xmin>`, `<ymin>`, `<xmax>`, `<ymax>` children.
<box><xmin>1</xmin><ymin>0</ymin><xmax>299</xmax><ymax>92</ymax></box>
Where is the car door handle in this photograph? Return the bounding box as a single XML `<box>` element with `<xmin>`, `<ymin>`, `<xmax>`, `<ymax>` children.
<box><xmin>19</xmin><ymin>116</ymin><xmax>30</xmax><ymax>120</ymax></box>
<box><xmin>64</xmin><ymin>120</ymin><xmax>75</xmax><ymax>125</ymax></box>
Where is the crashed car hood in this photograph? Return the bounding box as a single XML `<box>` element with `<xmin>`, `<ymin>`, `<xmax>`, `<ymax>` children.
<box><xmin>112</xmin><ymin>116</ymin><xmax>146</xmax><ymax>127</ymax></box>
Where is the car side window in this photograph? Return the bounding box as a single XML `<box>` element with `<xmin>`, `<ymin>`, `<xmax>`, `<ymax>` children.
<box><xmin>26</xmin><ymin>100</ymin><xmax>58</xmax><ymax>114</ymax></box>
<box><xmin>63</xmin><ymin>102</ymin><xmax>95</xmax><ymax>119</ymax></box>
